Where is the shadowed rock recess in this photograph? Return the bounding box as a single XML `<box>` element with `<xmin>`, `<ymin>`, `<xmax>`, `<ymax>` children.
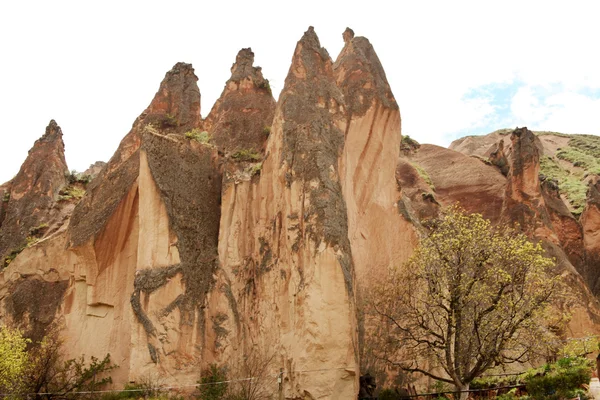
<box><xmin>2</xmin><ymin>27</ymin><xmax>600</xmax><ymax>399</ymax></box>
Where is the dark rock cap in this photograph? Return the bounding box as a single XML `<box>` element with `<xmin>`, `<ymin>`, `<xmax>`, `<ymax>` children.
<box><xmin>343</xmin><ymin>27</ymin><xmax>355</xmax><ymax>43</ymax></box>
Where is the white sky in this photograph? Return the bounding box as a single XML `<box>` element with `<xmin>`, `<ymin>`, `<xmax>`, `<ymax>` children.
<box><xmin>1</xmin><ymin>0</ymin><xmax>599</xmax><ymax>184</ymax></box>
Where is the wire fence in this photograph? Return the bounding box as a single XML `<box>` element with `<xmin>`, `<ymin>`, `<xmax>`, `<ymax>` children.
<box><xmin>0</xmin><ymin>367</ymin><xmax>350</xmax><ymax>398</ymax></box>
<box><xmin>0</xmin><ymin>367</ymin><xmax>580</xmax><ymax>399</ymax></box>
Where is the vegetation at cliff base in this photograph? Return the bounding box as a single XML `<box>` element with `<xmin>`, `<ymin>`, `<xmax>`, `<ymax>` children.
<box><xmin>0</xmin><ymin>324</ymin><xmax>115</xmax><ymax>398</ymax></box>
<box><xmin>0</xmin><ymin>326</ymin><xmax>30</xmax><ymax>394</ymax></box>
<box><xmin>469</xmin><ymin>356</ymin><xmax>592</xmax><ymax>400</ymax></box>
<box><xmin>366</xmin><ymin>206</ymin><xmax>565</xmax><ymax>400</ymax></box>
<box><xmin>196</xmin><ymin>364</ymin><xmax>228</xmax><ymax>400</ymax></box>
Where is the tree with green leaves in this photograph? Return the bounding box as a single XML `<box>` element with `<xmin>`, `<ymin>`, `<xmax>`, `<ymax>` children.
<box><xmin>0</xmin><ymin>326</ymin><xmax>30</xmax><ymax>395</ymax></box>
<box><xmin>367</xmin><ymin>206</ymin><xmax>566</xmax><ymax>400</ymax></box>
<box><xmin>0</xmin><ymin>323</ymin><xmax>115</xmax><ymax>399</ymax></box>
<box><xmin>196</xmin><ymin>364</ymin><xmax>228</xmax><ymax>400</ymax></box>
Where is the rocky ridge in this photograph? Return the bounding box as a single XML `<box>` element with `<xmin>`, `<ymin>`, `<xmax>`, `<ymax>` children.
<box><xmin>1</xmin><ymin>27</ymin><xmax>600</xmax><ymax>399</ymax></box>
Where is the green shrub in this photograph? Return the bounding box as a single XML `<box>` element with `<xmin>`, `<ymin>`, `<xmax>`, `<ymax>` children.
<box><xmin>401</xmin><ymin>135</ymin><xmax>420</xmax><ymax>151</ymax></box>
<box><xmin>145</xmin><ymin>123</ymin><xmax>160</xmax><ymax>135</ymax></box>
<box><xmin>162</xmin><ymin>113</ymin><xmax>178</xmax><ymax>128</ymax></box>
<box><xmin>196</xmin><ymin>364</ymin><xmax>228</xmax><ymax>400</ymax></box>
<box><xmin>263</xmin><ymin>126</ymin><xmax>271</xmax><ymax>136</ymax></box>
<box><xmin>232</xmin><ymin>149</ymin><xmax>261</xmax><ymax>162</ymax></box>
<box><xmin>185</xmin><ymin>129</ymin><xmax>211</xmax><ymax>144</ymax></box>
<box><xmin>539</xmin><ymin>156</ymin><xmax>587</xmax><ymax>214</ymax></box>
<box><xmin>66</xmin><ymin>170</ymin><xmax>93</xmax><ymax>186</ymax></box>
<box><xmin>410</xmin><ymin>162</ymin><xmax>434</xmax><ymax>190</ymax></box>
<box><xmin>58</xmin><ymin>185</ymin><xmax>86</xmax><ymax>201</ymax></box>
<box><xmin>525</xmin><ymin>357</ymin><xmax>592</xmax><ymax>400</ymax></box>
<box><xmin>2</xmin><ymin>236</ymin><xmax>40</xmax><ymax>269</ymax></box>
<box><xmin>496</xmin><ymin>388</ymin><xmax>519</xmax><ymax>400</ymax></box>
<box><xmin>246</xmin><ymin>162</ymin><xmax>262</xmax><ymax>177</ymax></box>
<box><xmin>2</xmin><ymin>192</ymin><xmax>9</xmax><ymax>202</ymax></box>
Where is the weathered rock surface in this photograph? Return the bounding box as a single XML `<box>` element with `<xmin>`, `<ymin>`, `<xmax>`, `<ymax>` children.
<box><xmin>204</xmin><ymin>48</ymin><xmax>276</xmax><ymax>155</ymax></box>
<box><xmin>213</xmin><ymin>27</ymin><xmax>359</xmax><ymax>399</ymax></box>
<box><xmin>407</xmin><ymin>144</ymin><xmax>506</xmax><ymax>223</ymax></box>
<box><xmin>334</xmin><ymin>30</ymin><xmax>417</xmax><ymax>284</ymax></box>
<box><xmin>582</xmin><ymin>177</ymin><xmax>600</xmax><ymax>294</ymax></box>
<box><xmin>2</xmin><ymin>28</ymin><xmax>600</xmax><ymax>400</ymax></box>
<box><xmin>0</xmin><ymin>120</ymin><xmax>69</xmax><ymax>263</ymax></box>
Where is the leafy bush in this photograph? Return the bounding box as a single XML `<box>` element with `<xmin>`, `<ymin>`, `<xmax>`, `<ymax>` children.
<box><xmin>2</xmin><ymin>235</ymin><xmax>41</xmax><ymax>268</ymax></box>
<box><xmin>378</xmin><ymin>388</ymin><xmax>408</xmax><ymax>400</ymax></box>
<box><xmin>400</xmin><ymin>135</ymin><xmax>420</xmax><ymax>152</ymax></box>
<box><xmin>474</xmin><ymin>357</ymin><xmax>592</xmax><ymax>400</ymax></box>
<box><xmin>525</xmin><ymin>357</ymin><xmax>592</xmax><ymax>400</ymax></box>
<box><xmin>196</xmin><ymin>364</ymin><xmax>228</xmax><ymax>400</ymax></box>
<box><xmin>185</xmin><ymin>129</ymin><xmax>211</xmax><ymax>144</ymax></box>
<box><xmin>0</xmin><ymin>325</ymin><xmax>116</xmax><ymax>399</ymax></box>
<box><xmin>539</xmin><ymin>156</ymin><xmax>587</xmax><ymax>214</ymax></box>
<box><xmin>245</xmin><ymin>163</ymin><xmax>262</xmax><ymax>177</ymax></box>
<box><xmin>58</xmin><ymin>185</ymin><xmax>86</xmax><ymax>201</ymax></box>
<box><xmin>258</xmin><ymin>80</ymin><xmax>272</xmax><ymax>95</ymax></box>
<box><xmin>2</xmin><ymin>192</ymin><xmax>9</xmax><ymax>202</ymax></box>
<box><xmin>145</xmin><ymin>123</ymin><xmax>160</xmax><ymax>135</ymax></box>
<box><xmin>162</xmin><ymin>113</ymin><xmax>178</xmax><ymax>128</ymax></box>
<box><xmin>409</xmin><ymin>162</ymin><xmax>434</xmax><ymax>190</ymax></box>
<box><xmin>496</xmin><ymin>388</ymin><xmax>519</xmax><ymax>400</ymax></box>
<box><xmin>262</xmin><ymin>126</ymin><xmax>271</xmax><ymax>136</ymax></box>
<box><xmin>29</xmin><ymin>223</ymin><xmax>49</xmax><ymax>237</ymax></box>
<box><xmin>0</xmin><ymin>326</ymin><xmax>30</xmax><ymax>394</ymax></box>
<box><xmin>232</xmin><ymin>150</ymin><xmax>261</xmax><ymax>162</ymax></box>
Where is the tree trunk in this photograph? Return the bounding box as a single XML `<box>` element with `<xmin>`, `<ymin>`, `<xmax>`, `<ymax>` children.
<box><xmin>457</xmin><ymin>382</ymin><xmax>470</xmax><ymax>400</ymax></box>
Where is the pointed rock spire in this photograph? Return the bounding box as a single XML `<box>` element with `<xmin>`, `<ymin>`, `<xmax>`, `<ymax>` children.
<box><xmin>334</xmin><ymin>28</ymin><xmax>398</xmax><ymax>116</ymax></box>
<box><xmin>0</xmin><ymin>120</ymin><xmax>69</xmax><ymax>262</ymax></box>
<box><xmin>70</xmin><ymin>62</ymin><xmax>202</xmax><ymax>246</ymax></box>
<box><xmin>204</xmin><ymin>48</ymin><xmax>276</xmax><ymax>155</ymax></box>
<box><xmin>276</xmin><ymin>26</ymin><xmax>352</xmax><ymax>290</ymax></box>
<box><xmin>284</xmin><ymin>26</ymin><xmax>335</xmax><ymax>87</ymax></box>
<box><xmin>144</xmin><ymin>62</ymin><xmax>201</xmax><ymax>132</ymax></box>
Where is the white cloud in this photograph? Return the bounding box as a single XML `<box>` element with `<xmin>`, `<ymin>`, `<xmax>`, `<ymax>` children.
<box><xmin>510</xmin><ymin>86</ymin><xmax>551</xmax><ymax>124</ymax></box>
<box><xmin>539</xmin><ymin>92</ymin><xmax>600</xmax><ymax>134</ymax></box>
<box><xmin>506</xmin><ymin>86</ymin><xmax>600</xmax><ymax>134</ymax></box>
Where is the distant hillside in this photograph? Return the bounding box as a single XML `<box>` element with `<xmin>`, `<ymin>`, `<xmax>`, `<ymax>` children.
<box><xmin>451</xmin><ymin>129</ymin><xmax>600</xmax><ymax>215</ymax></box>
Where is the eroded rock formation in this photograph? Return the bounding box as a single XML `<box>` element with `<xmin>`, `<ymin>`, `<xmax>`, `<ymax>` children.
<box><xmin>0</xmin><ymin>120</ymin><xmax>69</xmax><ymax>262</ymax></box>
<box><xmin>2</xmin><ymin>27</ymin><xmax>600</xmax><ymax>400</ymax></box>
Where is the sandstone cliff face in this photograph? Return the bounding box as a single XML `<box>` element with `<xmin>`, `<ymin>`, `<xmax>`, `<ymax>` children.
<box><xmin>3</xmin><ymin>27</ymin><xmax>600</xmax><ymax>399</ymax></box>
<box><xmin>334</xmin><ymin>28</ymin><xmax>418</xmax><ymax>282</ymax></box>
<box><xmin>406</xmin><ymin>144</ymin><xmax>506</xmax><ymax>224</ymax></box>
<box><xmin>3</xmin><ymin>27</ymin><xmax>415</xmax><ymax>397</ymax></box>
<box><xmin>213</xmin><ymin>27</ymin><xmax>361</xmax><ymax>399</ymax></box>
